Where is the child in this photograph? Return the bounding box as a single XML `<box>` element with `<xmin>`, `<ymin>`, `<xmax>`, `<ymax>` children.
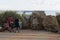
<box><xmin>10</xmin><ymin>20</ymin><xmax>14</xmax><ymax>29</ymax></box>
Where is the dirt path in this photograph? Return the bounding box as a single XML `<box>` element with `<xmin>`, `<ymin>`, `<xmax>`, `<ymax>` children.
<box><xmin>0</xmin><ymin>30</ymin><xmax>60</xmax><ymax>40</ymax></box>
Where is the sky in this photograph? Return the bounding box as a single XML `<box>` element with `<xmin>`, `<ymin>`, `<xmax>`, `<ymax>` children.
<box><xmin>0</xmin><ymin>0</ymin><xmax>60</xmax><ymax>16</ymax></box>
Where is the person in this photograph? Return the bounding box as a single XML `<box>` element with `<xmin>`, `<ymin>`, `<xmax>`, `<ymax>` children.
<box><xmin>1</xmin><ymin>21</ymin><xmax>11</xmax><ymax>32</ymax></box>
<box><xmin>7</xmin><ymin>16</ymin><xmax>12</xmax><ymax>27</ymax></box>
<box><xmin>14</xmin><ymin>17</ymin><xmax>20</xmax><ymax>32</ymax></box>
<box><xmin>19</xmin><ymin>20</ymin><xmax>22</xmax><ymax>29</ymax></box>
<box><xmin>10</xmin><ymin>20</ymin><xmax>14</xmax><ymax>31</ymax></box>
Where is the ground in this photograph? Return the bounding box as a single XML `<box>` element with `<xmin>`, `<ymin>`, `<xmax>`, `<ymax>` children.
<box><xmin>0</xmin><ymin>30</ymin><xmax>60</xmax><ymax>40</ymax></box>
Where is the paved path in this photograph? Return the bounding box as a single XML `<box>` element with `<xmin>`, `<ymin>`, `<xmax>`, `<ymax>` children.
<box><xmin>0</xmin><ymin>30</ymin><xmax>60</xmax><ymax>40</ymax></box>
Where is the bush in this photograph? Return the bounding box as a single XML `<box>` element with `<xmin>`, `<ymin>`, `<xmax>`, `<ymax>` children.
<box><xmin>43</xmin><ymin>15</ymin><xmax>59</xmax><ymax>32</ymax></box>
<box><xmin>30</xmin><ymin>11</ymin><xmax>46</xmax><ymax>30</ymax></box>
<box><xmin>56</xmin><ymin>15</ymin><xmax>60</xmax><ymax>25</ymax></box>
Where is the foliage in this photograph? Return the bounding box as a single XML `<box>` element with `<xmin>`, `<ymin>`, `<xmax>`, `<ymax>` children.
<box><xmin>56</xmin><ymin>15</ymin><xmax>60</xmax><ymax>25</ymax></box>
<box><xmin>0</xmin><ymin>11</ymin><xmax>22</xmax><ymax>26</ymax></box>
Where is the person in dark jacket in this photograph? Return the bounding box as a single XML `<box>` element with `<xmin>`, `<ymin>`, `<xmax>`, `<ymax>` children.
<box><xmin>14</xmin><ymin>17</ymin><xmax>19</xmax><ymax>32</ymax></box>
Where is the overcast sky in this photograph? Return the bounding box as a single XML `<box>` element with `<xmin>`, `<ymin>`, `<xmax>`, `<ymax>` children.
<box><xmin>0</xmin><ymin>0</ymin><xmax>60</xmax><ymax>15</ymax></box>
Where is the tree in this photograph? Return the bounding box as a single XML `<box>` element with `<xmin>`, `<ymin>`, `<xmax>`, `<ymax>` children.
<box><xmin>0</xmin><ymin>11</ymin><xmax>22</xmax><ymax>26</ymax></box>
<box><xmin>56</xmin><ymin>15</ymin><xmax>60</xmax><ymax>25</ymax></box>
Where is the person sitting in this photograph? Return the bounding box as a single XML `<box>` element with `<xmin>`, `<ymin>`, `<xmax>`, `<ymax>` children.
<box><xmin>0</xmin><ymin>21</ymin><xmax>11</xmax><ymax>32</ymax></box>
